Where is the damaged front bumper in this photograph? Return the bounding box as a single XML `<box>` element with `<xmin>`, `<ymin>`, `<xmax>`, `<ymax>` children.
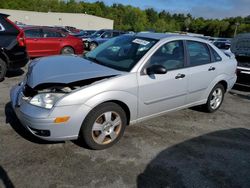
<box><xmin>10</xmin><ymin>84</ymin><xmax>91</xmax><ymax>141</ymax></box>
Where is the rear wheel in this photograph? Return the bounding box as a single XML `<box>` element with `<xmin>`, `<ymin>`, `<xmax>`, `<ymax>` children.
<box><xmin>0</xmin><ymin>59</ymin><xmax>7</xmax><ymax>82</ymax></box>
<box><xmin>202</xmin><ymin>83</ymin><xmax>225</xmax><ymax>113</ymax></box>
<box><xmin>80</xmin><ymin>102</ymin><xmax>127</xmax><ymax>150</ymax></box>
<box><xmin>89</xmin><ymin>42</ymin><xmax>97</xmax><ymax>51</ymax></box>
<box><xmin>61</xmin><ymin>46</ymin><xmax>74</xmax><ymax>55</ymax></box>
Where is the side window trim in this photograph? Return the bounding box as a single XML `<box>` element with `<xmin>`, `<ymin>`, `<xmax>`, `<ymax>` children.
<box><xmin>25</xmin><ymin>28</ymin><xmax>43</xmax><ymax>38</ymax></box>
<box><xmin>208</xmin><ymin>45</ymin><xmax>222</xmax><ymax>62</ymax></box>
<box><xmin>42</xmin><ymin>29</ymin><xmax>62</xmax><ymax>38</ymax></box>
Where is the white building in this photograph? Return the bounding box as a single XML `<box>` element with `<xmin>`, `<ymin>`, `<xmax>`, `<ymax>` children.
<box><xmin>0</xmin><ymin>9</ymin><xmax>114</xmax><ymax>30</ymax></box>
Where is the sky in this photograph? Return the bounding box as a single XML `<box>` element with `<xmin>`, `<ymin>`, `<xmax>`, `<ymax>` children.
<box><xmin>86</xmin><ymin>0</ymin><xmax>250</xmax><ymax>19</ymax></box>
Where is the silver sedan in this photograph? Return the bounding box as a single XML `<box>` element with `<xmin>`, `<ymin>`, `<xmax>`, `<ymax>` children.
<box><xmin>10</xmin><ymin>33</ymin><xmax>237</xmax><ymax>149</ymax></box>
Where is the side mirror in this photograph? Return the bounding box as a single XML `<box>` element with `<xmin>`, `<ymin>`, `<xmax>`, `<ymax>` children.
<box><xmin>146</xmin><ymin>64</ymin><xmax>167</xmax><ymax>75</ymax></box>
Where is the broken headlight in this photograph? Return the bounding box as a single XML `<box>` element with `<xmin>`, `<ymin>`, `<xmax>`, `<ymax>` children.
<box><xmin>29</xmin><ymin>93</ymin><xmax>64</xmax><ymax>109</ymax></box>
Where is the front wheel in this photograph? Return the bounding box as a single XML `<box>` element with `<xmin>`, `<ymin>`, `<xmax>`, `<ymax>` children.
<box><xmin>80</xmin><ymin>102</ymin><xmax>127</xmax><ymax>150</ymax></box>
<box><xmin>203</xmin><ymin>83</ymin><xmax>225</xmax><ymax>113</ymax></box>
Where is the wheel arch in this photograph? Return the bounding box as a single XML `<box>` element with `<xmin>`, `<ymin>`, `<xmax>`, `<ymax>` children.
<box><xmin>200</xmin><ymin>75</ymin><xmax>231</xmax><ymax>104</ymax></box>
<box><xmin>61</xmin><ymin>45</ymin><xmax>75</xmax><ymax>54</ymax></box>
<box><xmin>97</xmin><ymin>100</ymin><xmax>131</xmax><ymax>125</ymax></box>
<box><xmin>82</xmin><ymin>91</ymin><xmax>138</xmax><ymax>125</ymax></box>
<box><xmin>217</xmin><ymin>80</ymin><xmax>228</xmax><ymax>91</ymax></box>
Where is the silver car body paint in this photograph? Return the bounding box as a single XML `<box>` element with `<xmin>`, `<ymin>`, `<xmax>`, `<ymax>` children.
<box><xmin>27</xmin><ymin>55</ymin><xmax>122</xmax><ymax>88</ymax></box>
<box><xmin>10</xmin><ymin>33</ymin><xmax>237</xmax><ymax>141</ymax></box>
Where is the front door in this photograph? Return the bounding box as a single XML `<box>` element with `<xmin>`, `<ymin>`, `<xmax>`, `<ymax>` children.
<box><xmin>138</xmin><ymin>40</ymin><xmax>188</xmax><ymax>118</ymax></box>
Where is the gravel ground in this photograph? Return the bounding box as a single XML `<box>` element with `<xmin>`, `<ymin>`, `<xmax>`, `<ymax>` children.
<box><xmin>0</xmin><ymin>65</ymin><xmax>250</xmax><ymax>188</ymax></box>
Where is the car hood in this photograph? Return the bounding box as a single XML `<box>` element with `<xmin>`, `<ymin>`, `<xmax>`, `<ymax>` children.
<box><xmin>26</xmin><ymin>55</ymin><xmax>123</xmax><ymax>88</ymax></box>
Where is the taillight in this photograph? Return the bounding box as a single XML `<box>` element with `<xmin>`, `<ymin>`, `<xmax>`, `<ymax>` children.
<box><xmin>17</xmin><ymin>31</ymin><xmax>25</xmax><ymax>47</ymax></box>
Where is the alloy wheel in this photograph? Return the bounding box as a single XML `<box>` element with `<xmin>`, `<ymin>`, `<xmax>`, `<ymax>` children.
<box><xmin>91</xmin><ymin>111</ymin><xmax>122</xmax><ymax>145</ymax></box>
<box><xmin>210</xmin><ymin>88</ymin><xmax>223</xmax><ymax>110</ymax></box>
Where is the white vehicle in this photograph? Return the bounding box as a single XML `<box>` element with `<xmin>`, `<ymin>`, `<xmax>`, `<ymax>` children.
<box><xmin>11</xmin><ymin>33</ymin><xmax>237</xmax><ymax>149</ymax></box>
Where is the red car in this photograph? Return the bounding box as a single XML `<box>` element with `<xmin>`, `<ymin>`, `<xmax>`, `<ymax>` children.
<box><xmin>23</xmin><ymin>27</ymin><xmax>84</xmax><ymax>57</ymax></box>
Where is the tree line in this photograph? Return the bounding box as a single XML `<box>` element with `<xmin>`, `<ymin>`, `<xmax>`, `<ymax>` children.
<box><xmin>1</xmin><ymin>0</ymin><xmax>250</xmax><ymax>37</ymax></box>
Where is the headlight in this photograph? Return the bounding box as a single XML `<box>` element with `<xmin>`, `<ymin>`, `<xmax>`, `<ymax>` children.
<box><xmin>30</xmin><ymin>93</ymin><xmax>64</xmax><ymax>109</ymax></box>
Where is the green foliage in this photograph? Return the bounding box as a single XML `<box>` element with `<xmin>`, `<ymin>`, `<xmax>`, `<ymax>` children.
<box><xmin>1</xmin><ymin>0</ymin><xmax>249</xmax><ymax>37</ymax></box>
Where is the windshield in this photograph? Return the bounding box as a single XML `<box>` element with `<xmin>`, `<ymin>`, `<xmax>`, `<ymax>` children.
<box><xmin>85</xmin><ymin>35</ymin><xmax>158</xmax><ymax>72</ymax></box>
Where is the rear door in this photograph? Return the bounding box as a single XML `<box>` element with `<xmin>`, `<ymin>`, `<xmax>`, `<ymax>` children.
<box><xmin>185</xmin><ymin>40</ymin><xmax>218</xmax><ymax>104</ymax></box>
<box><xmin>24</xmin><ymin>28</ymin><xmax>43</xmax><ymax>57</ymax></box>
<box><xmin>39</xmin><ymin>28</ymin><xmax>63</xmax><ymax>56</ymax></box>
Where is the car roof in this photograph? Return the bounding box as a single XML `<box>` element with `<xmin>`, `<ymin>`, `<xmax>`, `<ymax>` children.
<box><xmin>135</xmin><ymin>32</ymin><xmax>204</xmax><ymax>41</ymax></box>
<box><xmin>22</xmin><ymin>26</ymin><xmax>60</xmax><ymax>30</ymax></box>
<box><xmin>0</xmin><ymin>13</ymin><xmax>9</xmax><ymax>17</ymax></box>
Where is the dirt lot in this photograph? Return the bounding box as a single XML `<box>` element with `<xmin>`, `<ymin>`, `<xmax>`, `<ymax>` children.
<box><xmin>0</xmin><ymin>65</ymin><xmax>250</xmax><ymax>188</ymax></box>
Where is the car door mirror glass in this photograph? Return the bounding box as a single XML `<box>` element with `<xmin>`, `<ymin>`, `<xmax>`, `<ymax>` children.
<box><xmin>146</xmin><ymin>64</ymin><xmax>167</xmax><ymax>75</ymax></box>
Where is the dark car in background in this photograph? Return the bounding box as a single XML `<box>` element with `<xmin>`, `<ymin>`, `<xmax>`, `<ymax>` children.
<box><xmin>213</xmin><ymin>41</ymin><xmax>231</xmax><ymax>51</ymax></box>
<box><xmin>85</xmin><ymin>29</ymin><xmax>126</xmax><ymax>50</ymax></box>
<box><xmin>23</xmin><ymin>26</ymin><xmax>84</xmax><ymax>57</ymax></box>
<box><xmin>213</xmin><ymin>41</ymin><xmax>233</xmax><ymax>57</ymax></box>
<box><xmin>0</xmin><ymin>13</ymin><xmax>29</xmax><ymax>81</ymax></box>
<box><xmin>72</xmin><ymin>30</ymin><xmax>96</xmax><ymax>37</ymax></box>
<box><xmin>231</xmin><ymin>33</ymin><xmax>250</xmax><ymax>87</ymax></box>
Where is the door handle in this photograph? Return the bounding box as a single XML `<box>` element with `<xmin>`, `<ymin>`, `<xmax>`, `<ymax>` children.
<box><xmin>33</xmin><ymin>39</ymin><xmax>38</xmax><ymax>41</ymax></box>
<box><xmin>208</xmin><ymin>66</ymin><xmax>216</xmax><ymax>71</ymax></box>
<box><xmin>175</xmin><ymin>73</ymin><xmax>185</xmax><ymax>79</ymax></box>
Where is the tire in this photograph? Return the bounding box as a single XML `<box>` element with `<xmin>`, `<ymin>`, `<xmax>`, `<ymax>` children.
<box><xmin>0</xmin><ymin>59</ymin><xmax>7</xmax><ymax>82</ymax></box>
<box><xmin>202</xmin><ymin>83</ymin><xmax>225</xmax><ymax>113</ymax></box>
<box><xmin>80</xmin><ymin>102</ymin><xmax>127</xmax><ymax>150</ymax></box>
<box><xmin>61</xmin><ymin>46</ymin><xmax>75</xmax><ymax>55</ymax></box>
<box><xmin>89</xmin><ymin>42</ymin><xmax>97</xmax><ymax>51</ymax></box>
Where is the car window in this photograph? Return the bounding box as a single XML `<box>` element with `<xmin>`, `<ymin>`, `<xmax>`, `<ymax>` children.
<box><xmin>0</xmin><ymin>23</ymin><xmax>5</xmax><ymax>31</ymax></box>
<box><xmin>85</xmin><ymin>35</ymin><xmax>158</xmax><ymax>72</ymax></box>
<box><xmin>102</xmin><ymin>31</ymin><xmax>112</xmax><ymax>38</ymax></box>
<box><xmin>43</xmin><ymin>29</ymin><xmax>63</xmax><ymax>38</ymax></box>
<box><xmin>24</xmin><ymin>29</ymin><xmax>42</xmax><ymax>38</ymax></box>
<box><xmin>113</xmin><ymin>32</ymin><xmax>120</xmax><ymax>37</ymax></box>
<box><xmin>148</xmin><ymin>40</ymin><xmax>185</xmax><ymax>70</ymax></box>
<box><xmin>210</xmin><ymin>46</ymin><xmax>222</xmax><ymax>62</ymax></box>
<box><xmin>187</xmin><ymin>41</ymin><xmax>211</xmax><ymax>66</ymax></box>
